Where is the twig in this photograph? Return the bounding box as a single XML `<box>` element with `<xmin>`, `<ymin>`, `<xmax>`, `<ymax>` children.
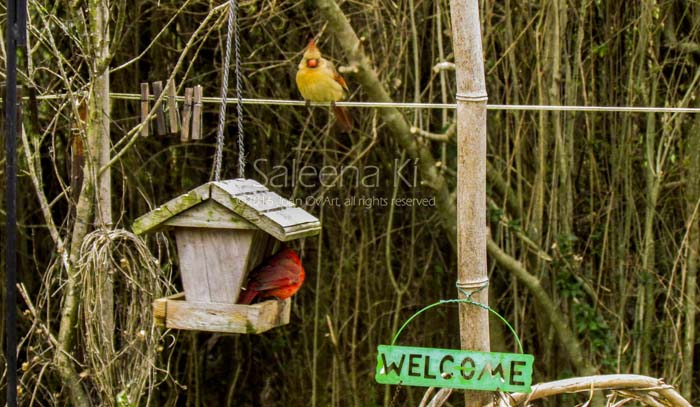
<box><xmin>99</xmin><ymin>3</ymin><xmax>230</xmax><ymax>175</ymax></box>
<box><xmin>487</xmin><ymin>375</ymin><xmax>691</xmax><ymax>407</ymax></box>
<box><xmin>410</xmin><ymin>122</ymin><xmax>456</xmax><ymax>142</ymax></box>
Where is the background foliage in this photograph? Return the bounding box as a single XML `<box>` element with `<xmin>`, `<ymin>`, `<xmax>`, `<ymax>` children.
<box><xmin>0</xmin><ymin>0</ymin><xmax>698</xmax><ymax>406</ymax></box>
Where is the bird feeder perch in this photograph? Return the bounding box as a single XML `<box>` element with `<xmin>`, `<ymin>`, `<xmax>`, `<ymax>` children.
<box><xmin>133</xmin><ymin>179</ymin><xmax>321</xmax><ymax>334</ymax></box>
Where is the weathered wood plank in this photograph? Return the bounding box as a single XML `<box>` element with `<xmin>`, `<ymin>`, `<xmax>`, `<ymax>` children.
<box><xmin>174</xmin><ymin>229</ymin><xmax>211</xmax><ymax>301</ymax></box>
<box><xmin>212</xmin><ymin>194</ymin><xmax>282</xmax><ymax>240</ymax></box>
<box><xmin>134</xmin><ymin>179</ymin><xmax>321</xmax><ymax>239</ymax></box>
<box><xmin>264</xmin><ymin>207</ymin><xmax>320</xmax><ymax>228</ymax></box>
<box><xmin>153</xmin><ymin>292</ymin><xmax>185</xmax><ymax>326</ymax></box>
<box><xmin>175</xmin><ymin>228</ymin><xmax>253</xmax><ymax>303</ymax></box>
<box><xmin>211</xmin><ymin>187</ymin><xmax>319</xmax><ymax>241</ymax></box>
<box><xmin>132</xmin><ymin>184</ymin><xmax>210</xmax><ymax>234</ymax></box>
<box><xmin>255</xmin><ymin>297</ymin><xmax>291</xmax><ymax>332</ymax></box>
<box><xmin>245</xmin><ymin>231</ymin><xmax>278</xmax><ymax>277</ymax></box>
<box><xmin>278</xmin><ymin>218</ymin><xmax>323</xmax><ymax>234</ymax></box>
<box><xmin>153</xmin><ymin>297</ymin><xmax>167</xmax><ymax>326</ymax></box>
<box><xmin>234</xmin><ymin>191</ymin><xmax>293</xmax><ymax>212</ymax></box>
<box><xmin>167</xmin><ymin>292</ymin><xmax>186</xmax><ymax>300</ymax></box>
<box><xmin>163</xmin><ymin>200</ymin><xmax>258</xmax><ymax>230</ymax></box>
<box><xmin>212</xmin><ymin>179</ymin><xmax>268</xmax><ymax>196</ymax></box>
<box><xmin>152</xmin><ymin>296</ymin><xmax>291</xmax><ymax>333</ymax></box>
<box><xmin>166</xmin><ymin>300</ymin><xmax>247</xmax><ymax>332</ymax></box>
<box><xmin>277</xmin><ymin>218</ymin><xmax>322</xmax><ymax>241</ymax></box>
<box><xmin>277</xmin><ymin>225</ymin><xmax>323</xmax><ymax>241</ymax></box>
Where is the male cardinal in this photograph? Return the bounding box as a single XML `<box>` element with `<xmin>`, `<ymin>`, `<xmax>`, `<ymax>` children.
<box><xmin>237</xmin><ymin>248</ymin><xmax>305</xmax><ymax>304</ymax></box>
<box><xmin>296</xmin><ymin>38</ymin><xmax>353</xmax><ymax>132</ymax></box>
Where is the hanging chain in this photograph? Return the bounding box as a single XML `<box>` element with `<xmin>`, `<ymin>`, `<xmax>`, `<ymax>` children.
<box><xmin>233</xmin><ymin>0</ymin><xmax>245</xmax><ymax>178</ymax></box>
<box><xmin>214</xmin><ymin>0</ymin><xmax>245</xmax><ymax>181</ymax></box>
<box><xmin>388</xmin><ymin>382</ymin><xmax>402</xmax><ymax>407</ymax></box>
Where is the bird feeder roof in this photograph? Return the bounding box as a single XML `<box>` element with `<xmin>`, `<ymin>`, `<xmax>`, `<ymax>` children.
<box><xmin>132</xmin><ymin>179</ymin><xmax>321</xmax><ymax>241</ymax></box>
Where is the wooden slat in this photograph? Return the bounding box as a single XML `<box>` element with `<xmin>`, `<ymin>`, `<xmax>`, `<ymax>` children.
<box><xmin>153</xmin><ymin>293</ymin><xmax>185</xmax><ymax>326</ymax></box>
<box><xmin>212</xmin><ymin>178</ymin><xmax>268</xmax><ymax>196</ymax></box>
<box><xmin>140</xmin><ymin>83</ymin><xmax>150</xmax><ymax>137</ymax></box>
<box><xmin>153</xmin><ymin>298</ymin><xmax>167</xmax><ymax>326</ymax></box>
<box><xmin>191</xmin><ymin>85</ymin><xmax>203</xmax><ymax>140</ymax></box>
<box><xmin>264</xmin><ymin>206</ymin><xmax>321</xmax><ymax>227</ymax></box>
<box><xmin>163</xmin><ymin>200</ymin><xmax>258</xmax><ymax>230</ymax></box>
<box><xmin>211</xmin><ymin>183</ymin><xmax>321</xmax><ymax>241</ymax></box>
<box><xmin>167</xmin><ymin>80</ymin><xmax>180</xmax><ymax>134</ymax></box>
<box><xmin>132</xmin><ymin>183</ymin><xmax>210</xmax><ymax>234</ymax></box>
<box><xmin>167</xmin><ymin>292</ymin><xmax>187</xmax><ymax>300</ymax></box>
<box><xmin>277</xmin><ymin>225</ymin><xmax>323</xmax><ymax>241</ymax></box>
<box><xmin>236</xmin><ymin>191</ymin><xmax>293</xmax><ymax>212</ymax></box>
<box><xmin>134</xmin><ymin>179</ymin><xmax>321</xmax><ymax>239</ymax></box>
<box><xmin>276</xmin><ymin>217</ymin><xmax>323</xmax><ymax>233</ymax></box>
<box><xmin>246</xmin><ymin>232</ymin><xmax>278</xmax><ymax>272</ymax></box>
<box><xmin>153</xmin><ymin>296</ymin><xmax>291</xmax><ymax>333</ymax></box>
<box><xmin>152</xmin><ymin>81</ymin><xmax>167</xmax><ymax>136</ymax></box>
<box><xmin>211</xmin><ymin>188</ymin><xmax>279</xmax><ymax>237</ymax></box>
<box><xmin>175</xmin><ymin>228</ymin><xmax>253</xmax><ymax>303</ymax></box>
<box><xmin>181</xmin><ymin>87</ymin><xmax>193</xmax><ymax>142</ymax></box>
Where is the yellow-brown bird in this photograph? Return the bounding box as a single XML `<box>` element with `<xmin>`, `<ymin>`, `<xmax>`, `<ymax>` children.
<box><xmin>296</xmin><ymin>39</ymin><xmax>352</xmax><ymax>132</ymax></box>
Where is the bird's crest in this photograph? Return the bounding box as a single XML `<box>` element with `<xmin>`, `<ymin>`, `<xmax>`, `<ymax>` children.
<box><xmin>303</xmin><ymin>38</ymin><xmax>322</xmax><ymax>61</ymax></box>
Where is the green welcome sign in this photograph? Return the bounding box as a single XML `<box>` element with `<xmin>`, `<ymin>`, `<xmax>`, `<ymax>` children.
<box><xmin>375</xmin><ymin>298</ymin><xmax>535</xmax><ymax>393</ymax></box>
<box><xmin>375</xmin><ymin>345</ymin><xmax>534</xmax><ymax>392</ymax></box>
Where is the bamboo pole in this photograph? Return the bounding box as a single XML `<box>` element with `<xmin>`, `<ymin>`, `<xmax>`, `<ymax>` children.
<box><xmin>448</xmin><ymin>0</ymin><xmax>490</xmax><ymax>406</ymax></box>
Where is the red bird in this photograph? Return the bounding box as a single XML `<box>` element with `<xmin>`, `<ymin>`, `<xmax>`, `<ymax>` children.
<box><xmin>237</xmin><ymin>248</ymin><xmax>305</xmax><ymax>304</ymax></box>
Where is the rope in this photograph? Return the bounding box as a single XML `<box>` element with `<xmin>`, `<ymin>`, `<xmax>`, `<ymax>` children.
<box><xmin>213</xmin><ymin>0</ymin><xmax>231</xmax><ymax>181</ymax></box>
<box><xmin>213</xmin><ymin>0</ymin><xmax>245</xmax><ymax>181</ymax></box>
<box><xmin>99</xmin><ymin>92</ymin><xmax>700</xmax><ymax>113</ymax></box>
<box><xmin>233</xmin><ymin>0</ymin><xmax>244</xmax><ymax>178</ymax></box>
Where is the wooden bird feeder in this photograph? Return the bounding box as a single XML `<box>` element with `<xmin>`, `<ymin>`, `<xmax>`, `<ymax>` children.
<box><xmin>132</xmin><ymin>179</ymin><xmax>321</xmax><ymax>334</ymax></box>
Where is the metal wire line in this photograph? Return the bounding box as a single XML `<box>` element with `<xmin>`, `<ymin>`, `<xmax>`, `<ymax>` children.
<box><xmin>30</xmin><ymin>92</ymin><xmax>700</xmax><ymax>113</ymax></box>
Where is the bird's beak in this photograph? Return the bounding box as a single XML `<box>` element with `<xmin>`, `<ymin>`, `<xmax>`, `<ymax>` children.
<box><xmin>307</xmin><ymin>58</ymin><xmax>318</xmax><ymax>68</ymax></box>
<box><xmin>308</xmin><ymin>38</ymin><xmax>317</xmax><ymax>50</ymax></box>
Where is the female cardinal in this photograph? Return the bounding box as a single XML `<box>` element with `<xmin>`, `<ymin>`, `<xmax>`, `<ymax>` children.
<box><xmin>237</xmin><ymin>248</ymin><xmax>305</xmax><ymax>304</ymax></box>
<box><xmin>296</xmin><ymin>39</ymin><xmax>353</xmax><ymax>132</ymax></box>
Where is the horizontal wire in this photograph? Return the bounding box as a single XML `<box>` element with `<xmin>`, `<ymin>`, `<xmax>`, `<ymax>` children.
<box><xmin>28</xmin><ymin>92</ymin><xmax>700</xmax><ymax>113</ymax></box>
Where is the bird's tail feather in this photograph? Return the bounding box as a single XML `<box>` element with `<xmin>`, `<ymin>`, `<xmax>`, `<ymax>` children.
<box><xmin>333</xmin><ymin>105</ymin><xmax>353</xmax><ymax>132</ymax></box>
<box><xmin>237</xmin><ymin>288</ymin><xmax>257</xmax><ymax>305</ymax></box>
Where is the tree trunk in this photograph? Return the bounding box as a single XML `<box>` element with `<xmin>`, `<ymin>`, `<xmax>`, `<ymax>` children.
<box><xmin>54</xmin><ymin>0</ymin><xmax>112</xmax><ymax>404</ymax></box>
<box><xmin>88</xmin><ymin>0</ymin><xmax>114</xmax><ymax>358</ymax></box>
<box><xmin>638</xmin><ymin>4</ymin><xmax>660</xmax><ymax>374</ymax></box>
<box><xmin>682</xmin><ymin>111</ymin><xmax>700</xmax><ymax>400</ymax></box>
